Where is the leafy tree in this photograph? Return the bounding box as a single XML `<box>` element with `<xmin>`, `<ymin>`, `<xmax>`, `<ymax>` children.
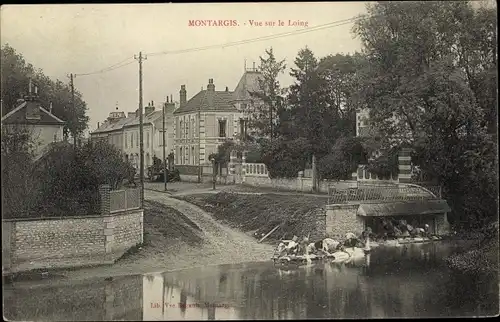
<box><xmin>1</xmin><ymin>44</ymin><xmax>89</xmax><ymax>140</ymax></box>
<box><xmin>1</xmin><ymin>125</ymin><xmax>41</xmax><ymax>217</ymax></box>
<box><xmin>247</xmin><ymin>48</ymin><xmax>287</xmax><ymax>140</ymax></box>
<box><xmin>33</xmin><ymin>140</ymin><xmax>134</xmax><ymax>216</ymax></box>
<box><xmin>318</xmin><ymin>136</ymin><xmax>368</xmax><ymax>180</ymax></box>
<box><xmin>260</xmin><ymin>137</ymin><xmax>311</xmax><ymax>179</ymax></box>
<box><xmin>353</xmin><ymin>1</ymin><xmax>498</xmax><ymax>228</ymax></box>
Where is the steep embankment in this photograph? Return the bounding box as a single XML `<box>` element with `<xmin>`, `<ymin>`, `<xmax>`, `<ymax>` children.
<box><xmin>446</xmin><ymin>234</ymin><xmax>499</xmax><ymax>275</ymax></box>
<box><xmin>177</xmin><ymin>192</ymin><xmax>328</xmax><ymax>242</ymax></box>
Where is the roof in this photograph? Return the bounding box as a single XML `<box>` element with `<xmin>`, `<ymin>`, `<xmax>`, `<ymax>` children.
<box><xmin>232</xmin><ymin>70</ymin><xmax>262</xmax><ymax>102</ymax></box>
<box><xmin>92</xmin><ymin>104</ymin><xmax>177</xmax><ymax>134</ymax></box>
<box><xmin>357</xmin><ymin>200</ymin><xmax>451</xmax><ymax>217</ymax></box>
<box><xmin>174</xmin><ymin>90</ymin><xmax>236</xmax><ymax>114</ymax></box>
<box><xmin>1</xmin><ymin>100</ymin><xmax>65</xmax><ymax>125</ymax></box>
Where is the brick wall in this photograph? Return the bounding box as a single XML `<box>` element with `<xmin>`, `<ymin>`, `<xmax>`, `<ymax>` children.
<box><xmin>325</xmin><ymin>204</ymin><xmax>364</xmax><ymax>239</ymax></box>
<box><xmin>3</xmin><ymin>210</ymin><xmax>143</xmax><ymax>273</ymax></box>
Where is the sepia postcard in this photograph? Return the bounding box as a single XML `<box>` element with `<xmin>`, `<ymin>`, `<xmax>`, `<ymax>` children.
<box><xmin>1</xmin><ymin>1</ymin><xmax>498</xmax><ymax>320</ymax></box>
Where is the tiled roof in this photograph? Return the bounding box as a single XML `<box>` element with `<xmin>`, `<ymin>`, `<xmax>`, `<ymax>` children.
<box><xmin>357</xmin><ymin>200</ymin><xmax>451</xmax><ymax>217</ymax></box>
<box><xmin>92</xmin><ymin>104</ymin><xmax>177</xmax><ymax>134</ymax></box>
<box><xmin>232</xmin><ymin>70</ymin><xmax>262</xmax><ymax>102</ymax></box>
<box><xmin>174</xmin><ymin>90</ymin><xmax>237</xmax><ymax>114</ymax></box>
<box><xmin>1</xmin><ymin>100</ymin><xmax>65</xmax><ymax>125</ymax></box>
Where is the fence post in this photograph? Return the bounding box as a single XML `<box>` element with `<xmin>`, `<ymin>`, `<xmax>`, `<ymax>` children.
<box><xmin>99</xmin><ymin>184</ymin><xmax>111</xmax><ymax>215</ymax></box>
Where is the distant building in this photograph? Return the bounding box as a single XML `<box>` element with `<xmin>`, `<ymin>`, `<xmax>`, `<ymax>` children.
<box><xmin>173</xmin><ymin>67</ymin><xmax>262</xmax><ymax>181</ymax></box>
<box><xmin>1</xmin><ymin>85</ymin><xmax>65</xmax><ymax>159</ymax></box>
<box><xmin>353</xmin><ymin>108</ymin><xmax>414</xmax><ymax>184</ymax></box>
<box><xmin>90</xmin><ymin>100</ymin><xmax>176</xmax><ymax>175</ymax></box>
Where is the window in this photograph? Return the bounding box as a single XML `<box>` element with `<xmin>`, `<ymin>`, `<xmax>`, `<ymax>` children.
<box><xmin>219</xmin><ymin>119</ymin><xmax>227</xmax><ymax>137</ymax></box>
<box><xmin>192</xmin><ymin>146</ymin><xmax>195</xmax><ymax>165</ymax></box>
<box><xmin>180</xmin><ymin>121</ymin><xmax>183</xmax><ymax>138</ymax></box>
<box><xmin>192</xmin><ymin>119</ymin><xmax>196</xmax><ymax>138</ymax></box>
<box><xmin>240</xmin><ymin>119</ymin><xmax>245</xmax><ymax>136</ymax></box>
<box><xmin>130</xmin><ymin>133</ymin><xmax>133</xmax><ymax>148</ymax></box>
<box><xmin>125</xmin><ymin>133</ymin><xmax>128</xmax><ymax>148</ymax></box>
<box><xmin>146</xmin><ymin>132</ymin><xmax>150</xmax><ymax>148</ymax></box>
<box><xmin>180</xmin><ymin>147</ymin><xmax>183</xmax><ymax>165</ymax></box>
<box><xmin>136</xmin><ymin>131</ymin><xmax>139</xmax><ymax>147</ymax></box>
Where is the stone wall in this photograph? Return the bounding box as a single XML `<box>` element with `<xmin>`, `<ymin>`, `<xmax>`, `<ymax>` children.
<box><xmin>3</xmin><ymin>210</ymin><xmax>143</xmax><ymax>273</ymax></box>
<box><xmin>325</xmin><ymin>204</ymin><xmax>364</xmax><ymax>239</ymax></box>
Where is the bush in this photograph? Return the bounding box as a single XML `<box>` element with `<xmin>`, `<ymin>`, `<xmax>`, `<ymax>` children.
<box><xmin>3</xmin><ymin>139</ymin><xmax>133</xmax><ymax>218</ymax></box>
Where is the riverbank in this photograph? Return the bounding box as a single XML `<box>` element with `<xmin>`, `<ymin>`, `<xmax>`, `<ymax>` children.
<box><xmin>5</xmin><ymin>192</ymin><xmax>274</xmax><ymax>283</ymax></box>
<box><xmin>177</xmin><ymin>192</ymin><xmax>327</xmax><ymax>242</ymax></box>
<box><xmin>446</xmin><ymin>232</ymin><xmax>499</xmax><ymax>275</ymax></box>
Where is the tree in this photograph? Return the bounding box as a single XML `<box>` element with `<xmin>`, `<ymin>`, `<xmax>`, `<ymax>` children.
<box><xmin>353</xmin><ymin>1</ymin><xmax>498</xmax><ymax>228</ymax></box>
<box><xmin>317</xmin><ymin>136</ymin><xmax>368</xmax><ymax>180</ymax></box>
<box><xmin>247</xmin><ymin>48</ymin><xmax>287</xmax><ymax>140</ymax></box>
<box><xmin>1</xmin><ymin>125</ymin><xmax>41</xmax><ymax>217</ymax></box>
<box><xmin>1</xmin><ymin>44</ymin><xmax>89</xmax><ymax>140</ymax></box>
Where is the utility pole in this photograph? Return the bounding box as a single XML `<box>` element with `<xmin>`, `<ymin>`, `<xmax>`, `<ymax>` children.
<box><xmin>69</xmin><ymin>73</ymin><xmax>77</xmax><ymax>147</ymax></box>
<box><xmin>134</xmin><ymin>52</ymin><xmax>147</xmax><ymax>206</ymax></box>
<box><xmin>197</xmin><ymin>99</ymin><xmax>202</xmax><ymax>183</ymax></box>
<box><xmin>163</xmin><ymin>99</ymin><xmax>167</xmax><ymax>191</ymax></box>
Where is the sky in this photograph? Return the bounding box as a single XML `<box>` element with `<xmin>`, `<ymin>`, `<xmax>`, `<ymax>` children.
<box><xmin>1</xmin><ymin>2</ymin><xmax>370</xmax><ymax>135</ymax></box>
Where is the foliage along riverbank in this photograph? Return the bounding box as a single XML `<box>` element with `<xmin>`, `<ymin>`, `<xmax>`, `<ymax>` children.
<box><xmin>446</xmin><ymin>223</ymin><xmax>499</xmax><ymax>275</ymax></box>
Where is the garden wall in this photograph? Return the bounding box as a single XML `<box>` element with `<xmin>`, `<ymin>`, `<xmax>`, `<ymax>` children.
<box><xmin>2</xmin><ymin>185</ymin><xmax>143</xmax><ymax>273</ymax></box>
<box><xmin>2</xmin><ymin>210</ymin><xmax>143</xmax><ymax>273</ymax></box>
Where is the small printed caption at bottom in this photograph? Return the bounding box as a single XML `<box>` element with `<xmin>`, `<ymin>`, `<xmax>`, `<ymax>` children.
<box><xmin>151</xmin><ymin>302</ymin><xmax>230</xmax><ymax>309</ymax></box>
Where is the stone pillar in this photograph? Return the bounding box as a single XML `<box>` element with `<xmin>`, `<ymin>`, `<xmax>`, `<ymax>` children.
<box><xmin>229</xmin><ymin>150</ymin><xmax>237</xmax><ymax>175</ymax></box>
<box><xmin>398</xmin><ymin>148</ymin><xmax>413</xmax><ymax>183</ymax></box>
<box><xmin>241</xmin><ymin>151</ymin><xmax>247</xmax><ymax>182</ymax></box>
<box><xmin>103</xmin><ymin>215</ymin><xmax>115</xmax><ymax>257</ymax></box>
<box><xmin>99</xmin><ymin>184</ymin><xmax>111</xmax><ymax>215</ymax></box>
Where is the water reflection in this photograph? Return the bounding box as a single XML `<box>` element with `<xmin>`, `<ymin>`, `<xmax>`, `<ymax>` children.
<box><xmin>4</xmin><ymin>241</ymin><xmax>498</xmax><ymax>320</ymax></box>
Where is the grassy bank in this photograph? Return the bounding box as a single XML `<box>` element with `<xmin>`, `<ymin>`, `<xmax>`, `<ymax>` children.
<box><xmin>177</xmin><ymin>192</ymin><xmax>327</xmax><ymax>242</ymax></box>
<box><xmin>446</xmin><ymin>227</ymin><xmax>499</xmax><ymax>275</ymax></box>
<box><xmin>117</xmin><ymin>200</ymin><xmax>203</xmax><ymax>262</ymax></box>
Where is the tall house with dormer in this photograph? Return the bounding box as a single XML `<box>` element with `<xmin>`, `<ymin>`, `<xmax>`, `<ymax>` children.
<box><xmin>173</xmin><ymin>67</ymin><xmax>262</xmax><ymax>181</ymax></box>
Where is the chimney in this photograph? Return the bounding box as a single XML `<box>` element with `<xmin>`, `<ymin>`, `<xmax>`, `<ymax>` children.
<box><xmin>253</xmin><ymin>62</ymin><xmax>256</xmax><ymax>71</ymax></box>
<box><xmin>170</xmin><ymin>94</ymin><xmax>173</xmax><ymax>103</ymax></box>
<box><xmin>135</xmin><ymin>108</ymin><xmax>140</xmax><ymax>117</ymax></box>
<box><xmin>166</xmin><ymin>96</ymin><xmax>169</xmax><ymax>103</ymax></box>
<box><xmin>207</xmin><ymin>78</ymin><xmax>215</xmax><ymax>91</ymax></box>
<box><xmin>225</xmin><ymin>86</ymin><xmax>229</xmax><ymax>92</ymax></box>
<box><xmin>145</xmin><ymin>101</ymin><xmax>155</xmax><ymax>115</ymax></box>
<box><xmin>180</xmin><ymin>85</ymin><xmax>187</xmax><ymax>107</ymax></box>
<box><xmin>97</xmin><ymin>122</ymin><xmax>100</xmax><ymax>129</ymax></box>
<box><xmin>128</xmin><ymin>112</ymin><xmax>136</xmax><ymax>118</ymax></box>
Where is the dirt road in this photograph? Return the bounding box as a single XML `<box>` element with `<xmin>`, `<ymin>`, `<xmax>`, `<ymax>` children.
<box><xmin>54</xmin><ymin>190</ymin><xmax>273</xmax><ymax>281</ymax></box>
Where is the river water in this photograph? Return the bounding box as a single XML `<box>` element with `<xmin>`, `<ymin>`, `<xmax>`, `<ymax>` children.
<box><xmin>4</xmin><ymin>241</ymin><xmax>499</xmax><ymax>320</ymax></box>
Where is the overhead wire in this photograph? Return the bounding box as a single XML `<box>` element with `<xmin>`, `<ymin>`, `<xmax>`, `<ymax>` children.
<box><xmin>71</xmin><ymin>15</ymin><xmax>368</xmax><ymax>77</ymax></box>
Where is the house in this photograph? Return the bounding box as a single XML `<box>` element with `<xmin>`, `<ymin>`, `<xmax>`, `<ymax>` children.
<box><xmin>1</xmin><ymin>87</ymin><xmax>65</xmax><ymax>159</ymax></box>
<box><xmin>122</xmin><ymin>100</ymin><xmax>176</xmax><ymax>172</ymax></box>
<box><xmin>173</xmin><ymin>67</ymin><xmax>262</xmax><ymax>182</ymax></box>
<box><xmin>352</xmin><ymin>108</ymin><xmax>402</xmax><ymax>184</ymax></box>
<box><xmin>90</xmin><ymin>100</ymin><xmax>176</xmax><ymax>175</ymax></box>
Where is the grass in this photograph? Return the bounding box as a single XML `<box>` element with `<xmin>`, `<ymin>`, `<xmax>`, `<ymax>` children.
<box><xmin>177</xmin><ymin>192</ymin><xmax>327</xmax><ymax>242</ymax></box>
<box><xmin>116</xmin><ymin>200</ymin><xmax>204</xmax><ymax>262</ymax></box>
